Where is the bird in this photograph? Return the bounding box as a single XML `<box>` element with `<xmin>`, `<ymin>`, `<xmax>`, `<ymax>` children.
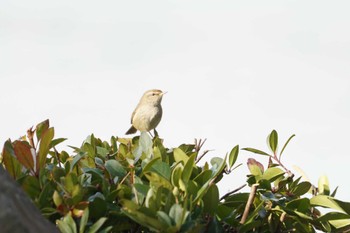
<box><xmin>125</xmin><ymin>89</ymin><xmax>165</xmax><ymax>135</ymax></box>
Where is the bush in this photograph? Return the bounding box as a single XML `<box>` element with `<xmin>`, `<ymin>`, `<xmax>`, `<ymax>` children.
<box><xmin>1</xmin><ymin>119</ymin><xmax>350</xmax><ymax>232</ymax></box>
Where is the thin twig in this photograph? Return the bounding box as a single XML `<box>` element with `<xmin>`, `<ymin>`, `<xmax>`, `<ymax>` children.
<box><xmin>27</xmin><ymin>126</ymin><xmax>36</xmax><ymax>149</ymax></box>
<box><xmin>240</xmin><ymin>184</ymin><xmax>259</xmax><ymax>224</ymax></box>
<box><xmin>194</xmin><ymin>138</ymin><xmax>207</xmax><ymax>152</ymax></box>
<box><xmin>53</xmin><ymin>147</ymin><xmax>62</xmax><ymax>168</ymax></box>
<box><xmin>219</xmin><ymin>184</ymin><xmax>247</xmax><ymax>201</ymax></box>
<box><xmin>195</xmin><ymin>150</ymin><xmax>210</xmax><ymax>164</ymax></box>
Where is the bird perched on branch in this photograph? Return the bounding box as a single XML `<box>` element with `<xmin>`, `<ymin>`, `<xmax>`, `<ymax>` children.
<box><xmin>125</xmin><ymin>89</ymin><xmax>166</xmax><ymax>135</ymax></box>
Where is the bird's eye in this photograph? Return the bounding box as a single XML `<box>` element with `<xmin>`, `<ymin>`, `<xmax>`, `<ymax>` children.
<box><xmin>152</xmin><ymin>93</ymin><xmax>156</xmax><ymax>96</ymax></box>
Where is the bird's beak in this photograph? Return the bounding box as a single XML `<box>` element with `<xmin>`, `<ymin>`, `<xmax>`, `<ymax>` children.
<box><xmin>161</xmin><ymin>91</ymin><xmax>167</xmax><ymax>96</ymax></box>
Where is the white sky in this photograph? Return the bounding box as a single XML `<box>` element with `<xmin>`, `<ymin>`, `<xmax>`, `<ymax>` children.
<box><xmin>1</xmin><ymin>1</ymin><xmax>350</xmax><ymax>200</ymax></box>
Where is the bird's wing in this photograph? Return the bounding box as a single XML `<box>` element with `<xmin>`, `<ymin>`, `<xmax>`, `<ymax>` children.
<box><xmin>130</xmin><ymin>107</ymin><xmax>137</xmax><ymax>124</ymax></box>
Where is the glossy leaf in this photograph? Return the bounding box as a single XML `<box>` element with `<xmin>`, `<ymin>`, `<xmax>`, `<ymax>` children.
<box><xmin>169</xmin><ymin>204</ymin><xmax>188</xmax><ymax>229</ymax></box>
<box><xmin>318</xmin><ymin>175</ymin><xmax>330</xmax><ymax>195</ymax></box>
<box><xmin>149</xmin><ymin>160</ymin><xmax>171</xmax><ymax>180</ymax></box>
<box><xmin>2</xmin><ymin>140</ymin><xmax>22</xmax><ymax>179</ymax></box>
<box><xmin>105</xmin><ymin>160</ymin><xmax>127</xmax><ymax>179</ymax></box>
<box><xmin>173</xmin><ymin>148</ymin><xmax>189</xmax><ymax>164</ymax></box>
<box><xmin>311</xmin><ymin>195</ymin><xmax>350</xmax><ymax>214</ymax></box>
<box><xmin>121</xmin><ymin>199</ymin><xmax>165</xmax><ymax>231</ymax></box>
<box><xmin>182</xmin><ymin>153</ymin><xmax>196</xmax><ymax>183</ymax></box>
<box><xmin>36</xmin><ymin>119</ymin><xmax>49</xmax><ymax>141</ymax></box>
<box><xmin>57</xmin><ymin>212</ymin><xmax>77</xmax><ymax>233</ymax></box>
<box><xmin>268</xmin><ymin>130</ymin><xmax>278</xmax><ymax>154</ymax></box>
<box><xmin>261</xmin><ymin>167</ymin><xmax>284</xmax><ymax>182</ymax></box>
<box><xmin>280</xmin><ymin>134</ymin><xmax>295</xmax><ymax>157</ymax></box>
<box><xmin>50</xmin><ymin>138</ymin><xmax>67</xmax><ymax>149</ymax></box>
<box><xmin>13</xmin><ymin>140</ymin><xmax>34</xmax><ymax>171</ymax></box>
<box><xmin>156</xmin><ymin>211</ymin><xmax>172</xmax><ymax>227</ymax></box>
<box><xmin>203</xmin><ymin>184</ymin><xmax>219</xmax><ymax>215</ymax></box>
<box><xmin>88</xmin><ymin>217</ymin><xmax>107</xmax><ymax>233</ymax></box>
<box><xmin>292</xmin><ymin>181</ymin><xmax>312</xmax><ymax>196</ymax></box>
<box><xmin>38</xmin><ymin>127</ymin><xmax>54</xmax><ymax>170</ymax></box>
<box><xmin>228</xmin><ymin>145</ymin><xmax>239</xmax><ymax>169</ymax></box>
<box><xmin>242</xmin><ymin>147</ymin><xmax>271</xmax><ymax>156</ymax></box>
<box><xmin>145</xmin><ymin>172</ymin><xmax>173</xmax><ymax>190</ymax></box>
<box><xmin>247</xmin><ymin>158</ymin><xmax>264</xmax><ymax>176</ymax></box>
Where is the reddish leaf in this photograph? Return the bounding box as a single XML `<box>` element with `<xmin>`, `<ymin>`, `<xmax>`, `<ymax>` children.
<box><xmin>247</xmin><ymin>158</ymin><xmax>264</xmax><ymax>175</ymax></box>
<box><xmin>13</xmin><ymin>140</ymin><xmax>34</xmax><ymax>172</ymax></box>
<box><xmin>2</xmin><ymin>140</ymin><xmax>22</xmax><ymax>179</ymax></box>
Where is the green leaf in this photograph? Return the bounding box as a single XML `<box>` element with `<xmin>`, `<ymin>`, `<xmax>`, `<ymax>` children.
<box><xmin>134</xmin><ymin>132</ymin><xmax>153</xmax><ymax>161</ymax></box>
<box><xmin>228</xmin><ymin>145</ymin><xmax>239</xmax><ymax>169</ymax></box>
<box><xmin>57</xmin><ymin>212</ymin><xmax>77</xmax><ymax>233</ymax></box>
<box><xmin>286</xmin><ymin>198</ymin><xmax>310</xmax><ymax>213</ymax></box>
<box><xmin>194</xmin><ymin>169</ymin><xmax>212</xmax><ymax>186</ymax></box>
<box><xmin>157</xmin><ymin>211</ymin><xmax>173</xmax><ymax>227</ymax></box>
<box><xmin>268</xmin><ymin>130</ymin><xmax>278</xmax><ymax>154</ymax></box>
<box><xmin>182</xmin><ymin>153</ymin><xmax>196</xmax><ymax>183</ymax></box>
<box><xmin>203</xmin><ymin>184</ymin><xmax>219</xmax><ymax>215</ymax></box>
<box><xmin>121</xmin><ymin>199</ymin><xmax>165</xmax><ymax>231</ymax></box>
<box><xmin>49</xmin><ymin>138</ymin><xmax>67</xmax><ymax>149</ymax></box>
<box><xmin>105</xmin><ymin>160</ymin><xmax>127</xmax><ymax>180</ymax></box>
<box><xmin>142</xmin><ymin>157</ymin><xmax>160</xmax><ymax>175</ymax></box>
<box><xmin>318</xmin><ymin>213</ymin><xmax>350</xmax><ymax>232</ymax></box>
<box><xmin>21</xmin><ymin>176</ymin><xmax>40</xmax><ymax>199</ymax></box>
<box><xmin>261</xmin><ymin>167</ymin><xmax>284</xmax><ymax>182</ymax></box>
<box><xmin>96</xmin><ymin>146</ymin><xmax>109</xmax><ymax>158</ymax></box>
<box><xmin>171</xmin><ymin>163</ymin><xmax>183</xmax><ymax>188</ymax></box>
<box><xmin>247</xmin><ymin>158</ymin><xmax>264</xmax><ymax>176</ymax></box>
<box><xmin>331</xmin><ymin>186</ymin><xmax>339</xmax><ymax>197</ymax></box>
<box><xmin>13</xmin><ymin>140</ymin><xmax>34</xmax><ymax>172</ymax></box>
<box><xmin>193</xmin><ymin>179</ymin><xmax>211</xmax><ymax>205</ymax></box>
<box><xmin>318</xmin><ymin>175</ymin><xmax>330</xmax><ymax>195</ymax></box>
<box><xmin>79</xmin><ymin>208</ymin><xmax>89</xmax><ymax>233</ymax></box>
<box><xmin>2</xmin><ymin>140</ymin><xmax>22</xmax><ymax>179</ymax></box>
<box><xmin>292</xmin><ymin>181</ymin><xmax>312</xmax><ymax>196</ymax></box>
<box><xmin>57</xmin><ymin>221</ymin><xmax>74</xmax><ymax>233</ymax></box>
<box><xmin>318</xmin><ymin>212</ymin><xmax>350</xmax><ymax>222</ymax></box>
<box><xmin>329</xmin><ymin>219</ymin><xmax>350</xmax><ymax>230</ymax></box>
<box><xmin>242</xmin><ymin>147</ymin><xmax>271</xmax><ymax>156</ymax></box>
<box><xmin>89</xmin><ymin>197</ymin><xmax>107</xmax><ymax>219</ymax></box>
<box><xmin>134</xmin><ymin>183</ymin><xmax>150</xmax><ymax>197</ymax></box>
<box><xmin>145</xmin><ymin>172</ymin><xmax>173</xmax><ymax>190</ymax></box>
<box><xmin>38</xmin><ymin>127</ymin><xmax>54</xmax><ymax>170</ymax></box>
<box><xmin>70</xmin><ymin>152</ymin><xmax>84</xmax><ymax>171</ymax></box>
<box><xmin>88</xmin><ymin>217</ymin><xmax>107</xmax><ymax>233</ymax></box>
<box><xmin>173</xmin><ymin>148</ymin><xmax>189</xmax><ymax>164</ymax></box>
<box><xmin>36</xmin><ymin>119</ymin><xmax>49</xmax><ymax>141</ymax></box>
<box><xmin>149</xmin><ymin>160</ymin><xmax>171</xmax><ymax>181</ymax></box>
<box><xmin>169</xmin><ymin>204</ymin><xmax>188</xmax><ymax>229</ymax></box>
<box><xmin>280</xmin><ymin>134</ymin><xmax>295</xmax><ymax>157</ymax></box>
<box><xmin>211</xmin><ymin>155</ymin><xmax>227</xmax><ymax>181</ymax></box>
<box><xmin>206</xmin><ymin>216</ymin><xmax>224</xmax><ymax>233</ymax></box>
<box><xmin>53</xmin><ymin>190</ymin><xmax>62</xmax><ymax>207</ymax></box>
<box><xmin>310</xmin><ymin>195</ymin><xmax>350</xmax><ymax>215</ymax></box>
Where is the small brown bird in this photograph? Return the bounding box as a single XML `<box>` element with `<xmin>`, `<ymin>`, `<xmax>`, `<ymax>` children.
<box><xmin>125</xmin><ymin>89</ymin><xmax>165</xmax><ymax>135</ymax></box>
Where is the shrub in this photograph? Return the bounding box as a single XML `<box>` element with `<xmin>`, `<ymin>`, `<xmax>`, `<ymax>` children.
<box><xmin>1</xmin><ymin>120</ymin><xmax>350</xmax><ymax>232</ymax></box>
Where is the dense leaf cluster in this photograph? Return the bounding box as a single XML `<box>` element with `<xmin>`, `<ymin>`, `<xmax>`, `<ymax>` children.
<box><xmin>1</xmin><ymin>120</ymin><xmax>350</xmax><ymax>232</ymax></box>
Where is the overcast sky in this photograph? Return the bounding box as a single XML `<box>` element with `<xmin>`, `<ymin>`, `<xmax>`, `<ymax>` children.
<box><xmin>1</xmin><ymin>1</ymin><xmax>350</xmax><ymax>200</ymax></box>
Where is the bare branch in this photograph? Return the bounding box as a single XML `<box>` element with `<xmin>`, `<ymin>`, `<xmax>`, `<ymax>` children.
<box><xmin>219</xmin><ymin>184</ymin><xmax>247</xmax><ymax>201</ymax></box>
<box><xmin>240</xmin><ymin>184</ymin><xmax>259</xmax><ymax>224</ymax></box>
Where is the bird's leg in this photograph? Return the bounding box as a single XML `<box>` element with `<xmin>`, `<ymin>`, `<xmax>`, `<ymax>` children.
<box><xmin>153</xmin><ymin>129</ymin><xmax>159</xmax><ymax>138</ymax></box>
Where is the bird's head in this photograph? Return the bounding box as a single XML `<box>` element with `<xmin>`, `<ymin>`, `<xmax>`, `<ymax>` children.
<box><xmin>141</xmin><ymin>89</ymin><xmax>166</xmax><ymax>105</ymax></box>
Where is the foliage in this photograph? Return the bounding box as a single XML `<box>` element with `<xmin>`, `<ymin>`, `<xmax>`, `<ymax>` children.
<box><xmin>1</xmin><ymin>121</ymin><xmax>350</xmax><ymax>232</ymax></box>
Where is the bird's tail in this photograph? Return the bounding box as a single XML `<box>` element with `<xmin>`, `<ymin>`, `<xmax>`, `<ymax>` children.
<box><xmin>125</xmin><ymin>126</ymin><xmax>137</xmax><ymax>135</ymax></box>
